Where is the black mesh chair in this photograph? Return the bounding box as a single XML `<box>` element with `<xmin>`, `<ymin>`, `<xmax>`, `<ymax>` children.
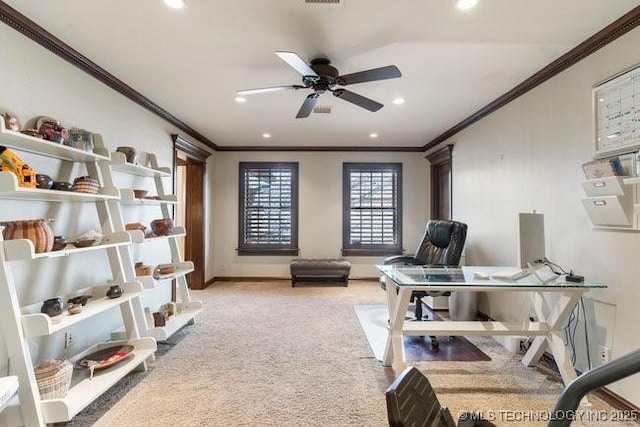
<box><xmin>380</xmin><ymin>219</ymin><xmax>468</xmax><ymax>348</ymax></box>
<box><xmin>385</xmin><ymin>366</ymin><xmax>495</xmax><ymax>427</ymax></box>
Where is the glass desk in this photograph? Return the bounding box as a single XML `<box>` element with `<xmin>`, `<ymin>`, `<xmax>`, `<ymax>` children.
<box><xmin>377</xmin><ymin>265</ymin><xmax>607</xmax><ymax>392</ymax></box>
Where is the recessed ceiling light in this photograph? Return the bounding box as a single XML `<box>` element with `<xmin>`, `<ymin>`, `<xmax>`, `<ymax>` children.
<box><xmin>392</xmin><ymin>97</ymin><xmax>405</xmax><ymax>105</ymax></box>
<box><xmin>456</xmin><ymin>0</ymin><xmax>477</xmax><ymax>10</ymax></box>
<box><xmin>369</xmin><ymin>133</ymin><xmax>378</xmax><ymax>139</ymax></box>
<box><xmin>262</xmin><ymin>133</ymin><xmax>271</xmax><ymax>139</ymax></box>
<box><xmin>235</xmin><ymin>96</ymin><xmax>246</xmax><ymax>103</ymax></box>
<box><xmin>164</xmin><ymin>0</ymin><xmax>185</xmax><ymax>9</ymax></box>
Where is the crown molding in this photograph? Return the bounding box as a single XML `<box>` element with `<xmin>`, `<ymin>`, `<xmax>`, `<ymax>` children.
<box><xmin>2</xmin><ymin>1</ymin><xmax>638</xmax><ymax>154</ymax></box>
<box><xmin>215</xmin><ymin>145</ymin><xmax>424</xmax><ymax>152</ymax></box>
<box><xmin>422</xmin><ymin>6</ymin><xmax>640</xmax><ymax>152</ymax></box>
<box><xmin>0</xmin><ymin>1</ymin><xmax>218</xmax><ymax>151</ymax></box>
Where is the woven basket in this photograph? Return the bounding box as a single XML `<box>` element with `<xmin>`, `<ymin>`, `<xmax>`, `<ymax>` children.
<box><xmin>34</xmin><ymin>359</ymin><xmax>72</xmax><ymax>400</ymax></box>
<box><xmin>71</xmin><ymin>176</ymin><xmax>99</xmax><ymax>194</ymax></box>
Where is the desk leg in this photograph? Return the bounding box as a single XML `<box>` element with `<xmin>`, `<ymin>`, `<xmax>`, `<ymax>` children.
<box><xmin>522</xmin><ymin>291</ymin><xmax>587</xmax><ymax>403</ymax></box>
<box><xmin>382</xmin><ymin>284</ymin><xmax>411</xmax><ymax>372</ymax></box>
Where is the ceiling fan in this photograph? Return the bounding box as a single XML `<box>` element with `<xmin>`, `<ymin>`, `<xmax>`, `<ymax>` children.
<box><xmin>237</xmin><ymin>51</ymin><xmax>402</xmax><ymax>118</ymax></box>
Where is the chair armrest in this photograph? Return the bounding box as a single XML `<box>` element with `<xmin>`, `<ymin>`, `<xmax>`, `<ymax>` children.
<box><xmin>383</xmin><ymin>255</ymin><xmax>418</xmax><ymax>265</ymax></box>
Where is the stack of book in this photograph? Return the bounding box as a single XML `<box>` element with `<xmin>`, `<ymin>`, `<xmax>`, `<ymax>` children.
<box><xmin>582</xmin><ymin>157</ymin><xmax>624</xmax><ymax>179</ymax></box>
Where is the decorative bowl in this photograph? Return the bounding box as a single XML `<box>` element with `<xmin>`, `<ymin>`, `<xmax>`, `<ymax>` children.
<box><xmin>71</xmin><ymin>239</ymin><xmax>96</xmax><ymax>248</ymax></box>
<box><xmin>150</xmin><ymin>218</ymin><xmax>174</xmax><ymax>236</ymax></box>
<box><xmin>51</xmin><ymin>181</ymin><xmax>72</xmax><ymax>191</ymax></box>
<box><xmin>132</xmin><ymin>189</ymin><xmax>148</xmax><ymax>199</ymax></box>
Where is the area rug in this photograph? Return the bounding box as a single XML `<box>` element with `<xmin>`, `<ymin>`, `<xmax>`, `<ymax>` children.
<box><xmin>354</xmin><ymin>303</ymin><xmax>491</xmax><ymax>362</ymax></box>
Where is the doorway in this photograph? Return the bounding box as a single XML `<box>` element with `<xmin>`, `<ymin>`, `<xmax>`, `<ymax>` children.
<box><xmin>426</xmin><ymin>145</ymin><xmax>453</xmax><ymax>220</ymax></box>
<box><xmin>173</xmin><ymin>135</ymin><xmax>209</xmax><ymax>290</ymax></box>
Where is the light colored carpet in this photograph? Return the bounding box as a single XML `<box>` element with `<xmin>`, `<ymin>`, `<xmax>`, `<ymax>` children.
<box><xmin>64</xmin><ymin>281</ymin><xmax>634</xmax><ymax>427</ymax></box>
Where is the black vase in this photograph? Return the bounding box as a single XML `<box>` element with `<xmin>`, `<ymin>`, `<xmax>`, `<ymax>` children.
<box><xmin>40</xmin><ymin>298</ymin><xmax>63</xmax><ymax>317</ymax></box>
<box><xmin>106</xmin><ymin>285</ymin><xmax>123</xmax><ymax>299</ymax></box>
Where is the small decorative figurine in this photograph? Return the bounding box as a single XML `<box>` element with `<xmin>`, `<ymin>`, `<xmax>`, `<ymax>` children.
<box><xmin>1</xmin><ymin>112</ymin><xmax>20</xmax><ymax>131</ymax></box>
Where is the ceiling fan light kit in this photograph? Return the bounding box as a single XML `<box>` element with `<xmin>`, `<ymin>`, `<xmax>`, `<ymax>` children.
<box><xmin>237</xmin><ymin>51</ymin><xmax>401</xmax><ymax>118</ymax></box>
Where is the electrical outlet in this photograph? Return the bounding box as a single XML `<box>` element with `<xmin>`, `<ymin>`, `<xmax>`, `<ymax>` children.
<box><xmin>599</xmin><ymin>345</ymin><xmax>611</xmax><ymax>362</ymax></box>
<box><xmin>64</xmin><ymin>330</ymin><xmax>75</xmax><ymax>350</ymax></box>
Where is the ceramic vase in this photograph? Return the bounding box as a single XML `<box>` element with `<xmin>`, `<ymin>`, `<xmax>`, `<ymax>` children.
<box><xmin>0</xmin><ymin>218</ymin><xmax>54</xmax><ymax>253</ymax></box>
<box><xmin>40</xmin><ymin>298</ymin><xmax>63</xmax><ymax>317</ymax></box>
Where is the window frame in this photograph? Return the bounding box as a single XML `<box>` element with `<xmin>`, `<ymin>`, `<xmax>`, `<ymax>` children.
<box><xmin>237</xmin><ymin>161</ymin><xmax>299</xmax><ymax>256</ymax></box>
<box><xmin>342</xmin><ymin>162</ymin><xmax>403</xmax><ymax>257</ymax></box>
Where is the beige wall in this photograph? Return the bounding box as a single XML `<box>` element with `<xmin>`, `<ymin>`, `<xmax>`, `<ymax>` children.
<box><xmin>0</xmin><ymin>25</ymin><xmax>181</xmax><ymax>365</ymax></box>
<box><xmin>448</xmin><ymin>27</ymin><xmax>640</xmax><ymax>404</ymax></box>
<box><xmin>209</xmin><ymin>151</ymin><xmax>429</xmax><ymax>278</ymax></box>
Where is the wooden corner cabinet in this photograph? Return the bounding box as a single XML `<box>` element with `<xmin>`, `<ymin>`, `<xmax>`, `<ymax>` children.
<box><xmin>0</xmin><ymin>120</ymin><xmax>155</xmax><ymax>426</ymax></box>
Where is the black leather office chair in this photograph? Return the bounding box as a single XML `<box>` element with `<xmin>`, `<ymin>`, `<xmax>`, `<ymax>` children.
<box><xmin>380</xmin><ymin>219</ymin><xmax>468</xmax><ymax>348</ymax></box>
<box><xmin>385</xmin><ymin>366</ymin><xmax>494</xmax><ymax>427</ymax></box>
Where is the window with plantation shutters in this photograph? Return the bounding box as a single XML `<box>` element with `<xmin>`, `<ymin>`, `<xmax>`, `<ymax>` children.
<box><xmin>238</xmin><ymin>162</ymin><xmax>299</xmax><ymax>256</ymax></box>
<box><xmin>342</xmin><ymin>163</ymin><xmax>403</xmax><ymax>256</ymax></box>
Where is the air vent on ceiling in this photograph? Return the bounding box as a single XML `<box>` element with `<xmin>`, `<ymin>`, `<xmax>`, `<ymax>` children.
<box><xmin>305</xmin><ymin>0</ymin><xmax>340</xmax><ymax>3</ymax></box>
<box><xmin>313</xmin><ymin>106</ymin><xmax>332</xmax><ymax>114</ymax></box>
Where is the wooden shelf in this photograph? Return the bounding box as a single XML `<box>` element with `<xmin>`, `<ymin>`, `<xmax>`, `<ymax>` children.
<box><xmin>119</xmin><ymin>188</ymin><xmax>177</xmax><ymax>206</ymax></box>
<box><xmin>146</xmin><ymin>302</ymin><xmax>203</xmax><ymax>341</ymax></box>
<box><xmin>1</xmin><ymin>232</ymin><xmax>132</xmax><ymax>261</ymax></box>
<box><xmin>20</xmin><ymin>282</ymin><xmax>143</xmax><ymax>337</ymax></box>
<box><xmin>0</xmin><ymin>120</ymin><xmax>109</xmax><ymax>162</ymax></box>
<box><xmin>134</xmin><ymin>262</ymin><xmax>194</xmax><ymax>289</ymax></box>
<box><xmin>110</xmin><ymin>152</ymin><xmax>171</xmax><ymax>177</ymax></box>
<box><xmin>0</xmin><ymin>172</ymin><xmax>119</xmax><ymax>202</ymax></box>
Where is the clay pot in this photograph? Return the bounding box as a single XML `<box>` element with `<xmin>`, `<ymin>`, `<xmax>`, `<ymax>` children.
<box><xmin>40</xmin><ymin>298</ymin><xmax>63</xmax><ymax>317</ymax></box>
<box><xmin>51</xmin><ymin>181</ymin><xmax>72</xmax><ymax>191</ymax></box>
<box><xmin>52</xmin><ymin>236</ymin><xmax>67</xmax><ymax>251</ymax></box>
<box><xmin>67</xmin><ymin>295</ymin><xmax>92</xmax><ymax>306</ymax></box>
<box><xmin>106</xmin><ymin>285</ymin><xmax>123</xmax><ymax>299</ymax></box>
<box><xmin>36</xmin><ymin>174</ymin><xmax>53</xmax><ymax>189</ymax></box>
<box><xmin>116</xmin><ymin>146</ymin><xmax>137</xmax><ymax>163</ymax></box>
<box><xmin>0</xmin><ymin>218</ymin><xmax>54</xmax><ymax>253</ymax></box>
<box><xmin>150</xmin><ymin>218</ymin><xmax>174</xmax><ymax>236</ymax></box>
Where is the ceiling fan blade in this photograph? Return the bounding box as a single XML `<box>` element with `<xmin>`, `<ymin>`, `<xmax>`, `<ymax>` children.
<box><xmin>296</xmin><ymin>93</ymin><xmax>321</xmax><ymax>118</ymax></box>
<box><xmin>336</xmin><ymin>65</ymin><xmax>402</xmax><ymax>86</ymax></box>
<box><xmin>276</xmin><ymin>51</ymin><xmax>318</xmax><ymax>77</ymax></box>
<box><xmin>237</xmin><ymin>85</ymin><xmax>304</xmax><ymax>96</ymax></box>
<box><xmin>333</xmin><ymin>89</ymin><xmax>383</xmax><ymax>112</ymax></box>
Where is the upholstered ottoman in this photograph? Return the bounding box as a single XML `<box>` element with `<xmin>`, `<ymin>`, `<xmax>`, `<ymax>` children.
<box><xmin>290</xmin><ymin>259</ymin><xmax>351</xmax><ymax>287</ymax></box>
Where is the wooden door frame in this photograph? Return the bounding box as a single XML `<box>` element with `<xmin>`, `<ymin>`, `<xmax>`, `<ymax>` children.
<box><xmin>426</xmin><ymin>144</ymin><xmax>453</xmax><ymax>220</ymax></box>
<box><xmin>172</xmin><ymin>134</ymin><xmax>210</xmax><ymax>290</ymax></box>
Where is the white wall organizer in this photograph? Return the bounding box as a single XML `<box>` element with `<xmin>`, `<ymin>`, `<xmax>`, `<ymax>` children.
<box><xmin>581</xmin><ymin>153</ymin><xmax>640</xmax><ymax>230</ymax></box>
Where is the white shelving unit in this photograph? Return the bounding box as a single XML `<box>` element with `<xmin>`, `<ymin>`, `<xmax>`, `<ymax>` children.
<box><xmin>0</xmin><ymin>121</ymin><xmax>155</xmax><ymax>427</ymax></box>
<box><xmin>0</xmin><ymin>376</ymin><xmax>18</xmax><ymax>414</ymax></box>
<box><xmin>108</xmin><ymin>151</ymin><xmax>202</xmax><ymax>341</ymax></box>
